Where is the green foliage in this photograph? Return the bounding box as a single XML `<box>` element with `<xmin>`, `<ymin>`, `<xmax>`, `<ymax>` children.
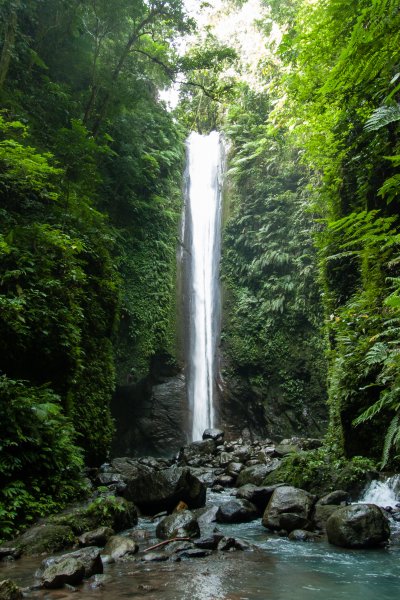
<box><xmin>264</xmin><ymin>447</ymin><xmax>376</xmax><ymax>496</ymax></box>
<box><xmin>0</xmin><ymin>376</ymin><xmax>85</xmax><ymax>541</ymax></box>
<box><xmin>221</xmin><ymin>84</ymin><xmax>327</xmax><ymax>436</ymax></box>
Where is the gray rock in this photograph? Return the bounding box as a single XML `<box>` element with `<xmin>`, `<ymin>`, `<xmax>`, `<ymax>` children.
<box><xmin>217</xmin><ymin>537</ymin><xmax>250</xmax><ymax>552</ymax></box>
<box><xmin>142</xmin><ymin>552</ymin><xmax>170</xmax><ymax>562</ymax></box>
<box><xmin>124</xmin><ymin>465</ymin><xmax>206</xmax><ymax>514</ymax></box>
<box><xmin>226</xmin><ymin>462</ymin><xmax>243</xmax><ymax>478</ymax></box>
<box><xmin>41</xmin><ymin>557</ymin><xmax>85</xmax><ymax>589</ymax></box>
<box><xmin>156</xmin><ymin>510</ymin><xmax>200</xmax><ymax>539</ymax></box>
<box><xmin>316</xmin><ymin>490</ymin><xmax>350</xmax><ymax>506</ymax></box>
<box><xmin>178</xmin><ymin>440</ymin><xmax>216</xmax><ymax>465</ymax></box>
<box><xmin>326</xmin><ymin>504</ymin><xmax>390</xmax><ymax>549</ymax></box>
<box><xmin>41</xmin><ymin>547</ymin><xmax>103</xmax><ymax>579</ymax></box>
<box><xmin>237</xmin><ymin>462</ymin><xmax>280</xmax><ymax>487</ymax></box>
<box><xmin>78</xmin><ymin>527</ymin><xmax>115</xmax><ymax>547</ymax></box>
<box><xmin>236</xmin><ymin>484</ymin><xmax>285</xmax><ymax>513</ymax></box>
<box><xmin>9</xmin><ymin>524</ymin><xmax>75</xmax><ymax>556</ymax></box>
<box><xmin>312</xmin><ymin>505</ymin><xmax>341</xmax><ymax>531</ymax></box>
<box><xmin>177</xmin><ymin>548</ymin><xmax>212</xmax><ymax>559</ymax></box>
<box><xmin>194</xmin><ymin>528</ymin><xmax>224</xmax><ymax>550</ymax></box>
<box><xmin>202</xmin><ymin>429</ymin><xmax>224</xmax><ymax>443</ymax></box>
<box><xmin>219</xmin><ymin>452</ymin><xmax>234</xmax><ymax>466</ymax></box>
<box><xmin>216</xmin><ymin>499</ymin><xmax>258</xmax><ymax>524</ymax></box>
<box><xmin>214</xmin><ymin>475</ymin><xmax>235</xmax><ymax>487</ymax></box>
<box><xmin>232</xmin><ymin>446</ymin><xmax>251</xmax><ymax>463</ymax></box>
<box><xmin>288</xmin><ymin>529</ymin><xmax>319</xmax><ymax>542</ymax></box>
<box><xmin>0</xmin><ymin>580</ymin><xmax>22</xmax><ymax>600</ymax></box>
<box><xmin>262</xmin><ymin>486</ymin><xmax>316</xmax><ymax>533</ymax></box>
<box><xmin>0</xmin><ymin>548</ymin><xmax>21</xmax><ymax>561</ymax></box>
<box><xmin>196</xmin><ymin>505</ymin><xmax>219</xmax><ymax>525</ymax></box>
<box><xmin>103</xmin><ymin>536</ymin><xmax>139</xmax><ymax>560</ymax></box>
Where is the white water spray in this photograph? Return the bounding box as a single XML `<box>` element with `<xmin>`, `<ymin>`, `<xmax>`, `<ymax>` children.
<box><xmin>360</xmin><ymin>475</ymin><xmax>400</xmax><ymax>508</ymax></box>
<box><xmin>184</xmin><ymin>131</ymin><xmax>223</xmax><ymax>441</ymax></box>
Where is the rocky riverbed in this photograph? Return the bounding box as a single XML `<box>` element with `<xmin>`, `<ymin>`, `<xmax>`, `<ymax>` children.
<box><xmin>1</xmin><ymin>430</ymin><xmax>399</xmax><ymax>600</ymax></box>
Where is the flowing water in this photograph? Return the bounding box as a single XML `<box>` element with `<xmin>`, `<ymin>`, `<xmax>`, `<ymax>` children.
<box><xmin>2</xmin><ymin>487</ymin><xmax>400</xmax><ymax>600</ymax></box>
<box><xmin>183</xmin><ymin>131</ymin><xmax>223</xmax><ymax>441</ymax></box>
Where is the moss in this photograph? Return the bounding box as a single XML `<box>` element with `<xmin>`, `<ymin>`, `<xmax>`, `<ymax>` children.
<box><xmin>263</xmin><ymin>448</ymin><xmax>377</xmax><ymax>497</ymax></box>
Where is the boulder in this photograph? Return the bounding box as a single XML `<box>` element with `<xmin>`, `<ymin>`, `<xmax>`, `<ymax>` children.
<box><xmin>103</xmin><ymin>536</ymin><xmax>138</xmax><ymax>560</ymax></box>
<box><xmin>217</xmin><ymin>537</ymin><xmax>250</xmax><ymax>552</ymax></box>
<box><xmin>236</xmin><ymin>484</ymin><xmax>285</xmax><ymax>513</ymax></box>
<box><xmin>41</xmin><ymin>557</ymin><xmax>85</xmax><ymax>589</ymax></box>
<box><xmin>196</xmin><ymin>505</ymin><xmax>219</xmax><ymax>526</ymax></box>
<box><xmin>78</xmin><ymin>527</ymin><xmax>115</xmax><ymax>547</ymax></box>
<box><xmin>288</xmin><ymin>530</ymin><xmax>320</xmax><ymax>542</ymax></box>
<box><xmin>326</xmin><ymin>504</ymin><xmax>390</xmax><ymax>549</ymax></box>
<box><xmin>10</xmin><ymin>524</ymin><xmax>75</xmax><ymax>556</ymax></box>
<box><xmin>0</xmin><ymin>580</ymin><xmax>22</xmax><ymax>600</ymax></box>
<box><xmin>40</xmin><ymin>547</ymin><xmax>103</xmax><ymax>579</ymax></box>
<box><xmin>48</xmin><ymin>496</ymin><xmax>137</xmax><ymax>534</ymax></box>
<box><xmin>194</xmin><ymin>528</ymin><xmax>224</xmax><ymax>550</ymax></box>
<box><xmin>202</xmin><ymin>429</ymin><xmax>224</xmax><ymax>444</ymax></box>
<box><xmin>262</xmin><ymin>486</ymin><xmax>316</xmax><ymax>533</ymax></box>
<box><xmin>0</xmin><ymin>548</ymin><xmax>21</xmax><ymax>561</ymax></box>
<box><xmin>317</xmin><ymin>490</ymin><xmax>350</xmax><ymax>506</ymax></box>
<box><xmin>237</xmin><ymin>462</ymin><xmax>280</xmax><ymax>487</ymax></box>
<box><xmin>124</xmin><ymin>465</ymin><xmax>206</xmax><ymax>513</ymax></box>
<box><xmin>178</xmin><ymin>440</ymin><xmax>216</xmax><ymax>465</ymax></box>
<box><xmin>216</xmin><ymin>499</ymin><xmax>258</xmax><ymax>524</ymax></box>
<box><xmin>214</xmin><ymin>475</ymin><xmax>235</xmax><ymax>487</ymax></box>
<box><xmin>232</xmin><ymin>446</ymin><xmax>251</xmax><ymax>463</ymax></box>
<box><xmin>156</xmin><ymin>511</ymin><xmax>200</xmax><ymax>539</ymax></box>
<box><xmin>312</xmin><ymin>505</ymin><xmax>340</xmax><ymax>531</ymax></box>
<box><xmin>226</xmin><ymin>462</ymin><xmax>243</xmax><ymax>478</ymax></box>
<box><xmin>142</xmin><ymin>552</ymin><xmax>170</xmax><ymax>562</ymax></box>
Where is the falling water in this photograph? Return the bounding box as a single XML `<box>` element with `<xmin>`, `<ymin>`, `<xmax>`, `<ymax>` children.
<box><xmin>183</xmin><ymin>131</ymin><xmax>223</xmax><ymax>441</ymax></box>
<box><xmin>360</xmin><ymin>474</ymin><xmax>400</xmax><ymax>508</ymax></box>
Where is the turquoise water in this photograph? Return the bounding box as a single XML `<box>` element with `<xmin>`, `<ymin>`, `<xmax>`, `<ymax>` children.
<box><xmin>1</xmin><ymin>491</ymin><xmax>399</xmax><ymax>599</ymax></box>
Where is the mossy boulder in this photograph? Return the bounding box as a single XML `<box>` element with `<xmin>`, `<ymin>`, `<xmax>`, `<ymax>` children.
<box><xmin>0</xmin><ymin>580</ymin><xmax>22</xmax><ymax>600</ymax></box>
<box><xmin>11</xmin><ymin>525</ymin><xmax>75</xmax><ymax>556</ymax></box>
<box><xmin>48</xmin><ymin>496</ymin><xmax>137</xmax><ymax>534</ymax></box>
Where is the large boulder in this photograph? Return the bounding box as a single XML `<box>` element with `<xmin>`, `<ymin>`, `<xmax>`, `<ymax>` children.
<box><xmin>236</xmin><ymin>484</ymin><xmax>285</xmax><ymax>513</ymax></box>
<box><xmin>237</xmin><ymin>462</ymin><xmax>280</xmax><ymax>487</ymax></box>
<box><xmin>262</xmin><ymin>486</ymin><xmax>316</xmax><ymax>533</ymax></box>
<box><xmin>202</xmin><ymin>429</ymin><xmax>224</xmax><ymax>444</ymax></box>
<box><xmin>48</xmin><ymin>495</ymin><xmax>137</xmax><ymax>534</ymax></box>
<box><xmin>103</xmin><ymin>536</ymin><xmax>139</xmax><ymax>560</ymax></box>
<box><xmin>78</xmin><ymin>527</ymin><xmax>115</xmax><ymax>547</ymax></box>
<box><xmin>124</xmin><ymin>465</ymin><xmax>206</xmax><ymax>513</ymax></box>
<box><xmin>326</xmin><ymin>504</ymin><xmax>390</xmax><ymax>549</ymax></box>
<box><xmin>40</xmin><ymin>547</ymin><xmax>103</xmax><ymax>579</ymax></box>
<box><xmin>10</xmin><ymin>524</ymin><xmax>75</xmax><ymax>556</ymax></box>
<box><xmin>216</xmin><ymin>499</ymin><xmax>259</xmax><ymax>524</ymax></box>
<box><xmin>178</xmin><ymin>440</ymin><xmax>216</xmax><ymax>465</ymax></box>
<box><xmin>41</xmin><ymin>557</ymin><xmax>86</xmax><ymax>589</ymax></box>
<box><xmin>156</xmin><ymin>511</ymin><xmax>200</xmax><ymax>540</ymax></box>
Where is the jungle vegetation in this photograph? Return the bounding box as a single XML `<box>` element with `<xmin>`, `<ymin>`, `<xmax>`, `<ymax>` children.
<box><xmin>1</xmin><ymin>0</ymin><xmax>399</xmax><ymax>537</ymax></box>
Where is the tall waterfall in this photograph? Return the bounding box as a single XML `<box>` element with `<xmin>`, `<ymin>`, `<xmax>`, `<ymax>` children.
<box><xmin>183</xmin><ymin>131</ymin><xmax>223</xmax><ymax>441</ymax></box>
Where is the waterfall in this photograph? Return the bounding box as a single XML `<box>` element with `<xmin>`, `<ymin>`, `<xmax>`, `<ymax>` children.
<box><xmin>360</xmin><ymin>475</ymin><xmax>400</xmax><ymax>508</ymax></box>
<box><xmin>182</xmin><ymin>131</ymin><xmax>223</xmax><ymax>442</ymax></box>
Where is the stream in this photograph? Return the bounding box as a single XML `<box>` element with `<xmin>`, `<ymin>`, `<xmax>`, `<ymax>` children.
<box><xmin>2</xmin><ymin>488</ymin><xmax>400</xmax><ymax>600</ymax></box>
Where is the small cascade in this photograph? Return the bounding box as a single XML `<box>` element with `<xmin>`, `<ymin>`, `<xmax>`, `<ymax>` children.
<box><xmin>360</xmin><ymin>475</ymin><xmax>400</xmax><ymax>508</ymax></box>
<box><xmin>182</xmin><ymin>131</ymin><xmax>223</xmax><ymax>442</ymax></box>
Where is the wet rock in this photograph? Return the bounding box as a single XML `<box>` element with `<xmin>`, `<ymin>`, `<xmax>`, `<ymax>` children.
<box><xmin>217</xmin><ymin>537</ymin><xmax>250</xmax><ymax>552</ymax></box>
<box><xmin>202</xmin><ymin>429</ymin><xmax>224</xmax><ymax>444</ymax></box>
<box><xmin>0</xmin><ymin>548</ymin><xmax>21</xmax><ymax>561</ymax></box>
<box><xmin>156</xmin><ymin>510</ymin><xmax>200</xmax><ymax>539</ymax></box>
<box><xmin>211</xmin><ymin>485</ymin><xmax>224</xmax><ymax>493</ymax></box>
<box><xmin>214</xmin><ymin>475</ymin><xmax>235</xmax><ymax>487</ymax></box>
<box><xmin>219</xmin><ymin>452</ymin><xmax>234</xmax><ymax>467</ymax></box>
<box><xmin>316</xmin><ymin>490</ymin><xmax>350</xmax><ymax>506</ymax></box>
<box><xmin>178</xmin><ymin>440</ymin><xmax>216</xmax><ymax>465</ymax></box>
<box><xmin>10</xmin><ymin>524</ymin><xmax>75</xmax><ymax>556</ymax></box>
<box><xmin>232</xmin><ymin>446</ymin><xmax>251</xmax><ymax>463</ymax></box>
<box><xmin>142</xmin><ymin>552</ymin><xmax>170</xmax><ymax>562</ymax></box>
<box><xmin>196</xmin><ymin>505</ymin><xmax>219</xmax><ymax>526</ymax></box>
<box><xmin>226</xmin><ymin>462</ymin><xmax>243</xmax><ymax>478</ymax></box>
<box><xmin>0</xmin><ymin>580</ymin><xmax>22</xmax><ymax>600</ymax></box>
<box><xmin>41</xmin><ymin>557</ymin><xmax>85</xmax><ymax>589</ymax></box>
<box><xmin>312</xmin><ymin>505</ymin><xmax>340</xmax><ymax>531</ymax></box>
<box><xmin>177</xmin><ymin>548</ymin><xmax>212</xmax><ymax>559</ymax></box>
<box><xmin>78</xmin><ymin>527</ymin><xmax>115</xmax><ymax>547</ymax></box>
<box><xmin>41</xmin><ymin>547</ymin><xmax>103</xmax><ymax>579</ymax></box>
<box><xmin>188</xmin><ymin>468</ymin><xmax>216</xmax><ymax>487</ymax></box>
<box><xmin>166</xmin><ymin>541</ymin><xmax>194</xmax><ymax>553</ymax></box>
<box><xmin>262</xmin><ymin>486</ymin><xmax>316</xmax><ymax>533</ymax></box>
<box><xmin>216</xmin><ymin>499</ymin><xmax>258</xmax><ymax>523</ymax></box>
<box><xmin>236</xmin><ymin>484</ymin><xmax>285</xmax><ymax>513</ymax></box>
<box><xmin>326</xmin><ymin>504</ymin><xmax>390</xmax><ymax>549</ymax></box>
<box><xmin>288</xmin><ymin>529</ymin><xmax>320</xmax><ymax>542</ymax></box>
<box><xmin>194</xmin><ymin>528</ymin><xmax>224</xmax><ymax>550</ymax></box>
<box><xmin>88</xmin><ymin>574</ymin><xmax>112</xmax><ymax>590</ymax></box>
<box><xmin>103</xmin><ymin>536</ymin><xmax>139</xmax><ymax>560</ymax></box>
<box><xmin>124</xmin><ymin>465</ymin><xmax>206</xmax><ymax>514</ymax></box>
<box><xmin>237</xmin><ymin>462</ymin><xmax>280</xmax><ymax>487</ymax></box>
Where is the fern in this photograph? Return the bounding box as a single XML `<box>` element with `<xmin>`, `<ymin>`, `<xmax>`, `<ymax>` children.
<box><xmin>365</xmin><ymin>104</ymin><xmax>400</xmax><ymax>132</ymax></box>
<box><xmin>381</xmin><ymin>413</ymin><xmax>399</xmax><ymax>468</ymax></box>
